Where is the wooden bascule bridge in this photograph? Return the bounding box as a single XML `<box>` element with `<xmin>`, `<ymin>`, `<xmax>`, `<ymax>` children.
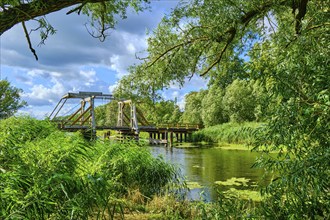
<box><xmin>49</xmin><ymin>92</ymin><xmax>201</xmax><ymax>146</ymax></box>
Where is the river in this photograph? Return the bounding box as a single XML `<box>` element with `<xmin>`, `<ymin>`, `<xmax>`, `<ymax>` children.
<box><xmin>149</xmin><ymin>143</ymin><xmax>268</xmax><ymax>201</ymax></box>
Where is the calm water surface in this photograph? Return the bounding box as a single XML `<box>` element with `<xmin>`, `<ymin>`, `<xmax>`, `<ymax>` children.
<box><xmin>149</xmin><ymin>144</ymin><xmax>267</xmax><ymax>201</ymax></box>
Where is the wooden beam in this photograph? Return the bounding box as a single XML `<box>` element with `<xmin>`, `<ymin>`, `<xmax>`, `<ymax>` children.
<box><xmin>71</xmin><ymin>106</ymin><xmax>92</xmax><ymax>125</ymax></box>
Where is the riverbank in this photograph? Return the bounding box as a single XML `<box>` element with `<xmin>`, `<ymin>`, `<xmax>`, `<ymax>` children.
<box><xmin>191</xmin><ymin>122</ymin><xmax>262</xmax><ymax>145</ymax></box>
<box><xmin>96</xmin><ymin>191</ymin><xmax>262</xmax><ymax>219</ymax></box>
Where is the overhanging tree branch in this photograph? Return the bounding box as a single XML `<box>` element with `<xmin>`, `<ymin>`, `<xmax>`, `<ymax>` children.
<box><xmin>200</xmin><ymin>28</ymin><xmax>236</xmax><ymax>76</ymax></box>
<box><xmin>66</xmin><ymin>2</ymin><xmax>88</xmax><ymax>15</ymax></box>
<box><xmin>147</xmin><ymin>36</ymin><xmax>210</xmax><ymax>68</ymax></box>
<box><xmin>0</xmin><ymin>0</ymin><xmax>106</xmax><ymax>35</ymax></box>
<box><xmin>294</xmin><ymin>0</ymin><xmax>309</xmax><ymax>34</ymax></box>
<box><xmin>147</xmin><ymin>0</ymin><xmax>287</xmax><ymax>75</ymax></box>
<box><xmin>22</xmin><ymin>21</ymin><xmax>38</xmax><ymax>61</ymax></box>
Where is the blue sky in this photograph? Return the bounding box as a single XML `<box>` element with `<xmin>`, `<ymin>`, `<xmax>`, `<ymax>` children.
<box><xmin>0</xmin><ymin>1</ymin><xmax>207</xmax><ymax>118</ymax></box>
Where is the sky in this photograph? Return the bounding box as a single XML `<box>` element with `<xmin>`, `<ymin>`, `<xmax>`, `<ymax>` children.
<box><xmin>0</xmin><ymin>1</ymin><xmax>207</xmax><ymax>118</ymax></box>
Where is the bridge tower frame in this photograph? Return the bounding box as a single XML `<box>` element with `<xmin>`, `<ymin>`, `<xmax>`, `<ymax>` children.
<box><xmin>117</xmin><ymin>100</ymin><xmax>139</xmax><ymax>135</ymax></box>
<box><xmin>49</xmin><ymin>92</ymin><xmax>113</xmax><ymax>137</ymax></box>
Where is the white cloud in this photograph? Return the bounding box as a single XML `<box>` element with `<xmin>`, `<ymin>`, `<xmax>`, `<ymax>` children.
<box><xmin>22</xmin><ymin>78</ymin><xmax>66</xmax><ymax>105</ymax></box>
<box><xmin>177</xmin><ymin>96</ymin><xmax>186</xmax><ymax>110</ymax></box>
<box><xmin>171</xmin><ymin>91</ymin><xmax>179</xmax><ymax>99</ymax></box>
<box><xmin>17</xmin><ymin>108</ymin><xmax>50</xmax><ymax>119</ymax></box>
<box><xmin>108</xmin><ymin>82</ymin><xmax>119</xmax><ymax>93</ymax></box>
<box><xmin>126</xmin><ymin>43</ymin><xmax>136</xmax><ymax>54</ymax></box>
<box><xmin>79</xmin><ymin>69</ymin><xmax>97</xmax><ymax>86</ymax></box>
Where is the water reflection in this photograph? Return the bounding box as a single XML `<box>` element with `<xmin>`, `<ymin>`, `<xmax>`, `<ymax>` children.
<box><xmin>149</xmin><ymin>144</ymin><xmax>267</xmax><ymax>201</ymax></box>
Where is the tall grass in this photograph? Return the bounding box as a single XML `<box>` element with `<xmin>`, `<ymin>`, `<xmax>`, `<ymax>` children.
<box><xmin>145</xmin><ymin>191</ymin><xmax>261</xmax><ymax>219</ymax></box>
<box><xmin>192</xmin><ymin>122</ymin><xmax>262</xmax><ymax>144</ymax></box>
<box><xmin>0</xmin><ymin>116</ymin><xmax>179</xmax><ymax>219</ymax></box>
<box><xmin>88</xmin><ymin>140</ymin><xmax>181</xmax><ymax>197</ymax></box>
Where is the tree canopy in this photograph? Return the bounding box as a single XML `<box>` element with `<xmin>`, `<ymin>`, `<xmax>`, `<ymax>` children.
<box><xmin>0</xmin><ymin>80</ymin><xmax>27</xmax><ymax>119</ymax></box>
<box><xmin>117</xmin><ymin>0</ymin><xmax>327</xmax><ymax>93</ymax></box>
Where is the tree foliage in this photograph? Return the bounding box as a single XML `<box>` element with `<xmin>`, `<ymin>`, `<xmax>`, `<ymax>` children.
<box><xmin>201</xmin><ymin>85</ymin><xmax>227</xmax><ymax>127</ymax></box>
<box><xmin>117</xmin><ymin>0</ymin><xmax>313</xmax><ymax>93</ymax></box>
<box><xmin>0</xmin><ymin>0</ymin><xmax>149</xmax><ymax>34</ymax></box>
<box><xmin>145</xmin><ymin>100</ymin><xmax>182</xmax><ymax>125</ymax></box>
<box><xmin>182</xmin><ymin>90</ymin><xmax>206</xmax><ymax>125</ymax></box>
<box><xmin>116</xmin><ymin>0</ymin><xmax>329</xmax><ymax>218</ymax></box>
<box><xmin>222</xmin><ymin>79</ymin><xmax>256</xmax><ymax>123</ymax></box>
<box><xmin>0</xmin><ymin>80</ymin><xmax>27</xmax><ymax>119</ymax></box>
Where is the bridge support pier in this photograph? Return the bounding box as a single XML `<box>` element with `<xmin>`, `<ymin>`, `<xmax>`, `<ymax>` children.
<box><xmin>170</xmin><ymin>132</ymin><xmax>173</xmax><ymax>147</ymax></box>
<box><xmin>148</xmin><ymin>130</ymin><xmax>195</xmax><ymax>147</ymax></box>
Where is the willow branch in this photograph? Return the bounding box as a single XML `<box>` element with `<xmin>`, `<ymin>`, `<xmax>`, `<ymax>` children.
<box><xmin>306</xmin><ymin>22</ymin><xmax>330</xmax><ymax>31</ymax></box>
<box><xmin>295</xmin><ymin>0</ymin><xmax>309</xmax><ymax>34</ymax></box>
<box><xmin>191</xmin><ymin>41</ymin><xmax>212</xmax><ymax>74</ymax></box>
<box><xmin>147</xmin><ymin>1</ymin><xmax>285</xmax><ymax>74</ymax></box>
<box><xmin>22</xmin><ymin>21</ymin><xmax>38</xmax><ymax>60</ymax></box>
<box><xmin>200</xmin><ymin>28</ymin><xmax>236</xmax><ymax>76</ymax></box>
<box><xmin>66</xmin><ymin>2</ymin><xmax>87</xmax><ymax>15</ymax></box>
<box><xmin>147</xmin><ymin>36</ymin><xmax>209</xmax><ymax>68</ymax></box>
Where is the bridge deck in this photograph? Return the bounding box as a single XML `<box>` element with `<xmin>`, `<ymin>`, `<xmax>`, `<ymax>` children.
<box><xmin>59</xmin><ymin>125</ymin><xmax>200</xmax><ymax>132</ymax></box>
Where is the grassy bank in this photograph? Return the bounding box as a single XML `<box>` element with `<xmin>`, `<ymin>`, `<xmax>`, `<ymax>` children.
<box><xmin>112</xmin><ymin>190</ymin><xmax>262</xmax><ymax>219</ymax></box>
<box><xmin>0</xmin><ymin>116</ymin><xmax>180</xmax><ymax>219</ymax></box>
<box><xmin>192</xmin><ymin>122</ymin><xmax>262</xmax><ymax>145</ymax></box>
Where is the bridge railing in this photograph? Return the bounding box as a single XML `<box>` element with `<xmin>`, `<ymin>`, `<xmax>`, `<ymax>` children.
<box><xmin>155</xmin><ymin>123</ymin><xmax>203</xmax><ymax>129</ymax></box>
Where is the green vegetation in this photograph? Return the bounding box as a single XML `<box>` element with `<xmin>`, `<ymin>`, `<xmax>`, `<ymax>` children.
<box><xmin>114</xmin><ymin>0</ymin><xmax>329</xmax><ymax>218</ymax></box>
<box><xmin>0</xmin><ymin>80</ymin><xmax>27</xmax><ymax>119</ymax></box>
<box><xmin>192</xmin><ymin>122</ymin><xmax>261</xmax><ymax>145</ymax></box>
<box><xmin>142</xmin><ymin>192</ymin><xmax>261</xmax><ymax>219</ymax></box>
<box><xmin>181</xmin><ymin>91</ymin><xmax>206</xmax><ymax>125</ymax></box>
<box><xmin>215</xmin><ymin>177</ymin><xmax>251</xmax><ymax>187</ymax></box>
<box><xmin>0</xmin><ymin>117</ymin><xmax>179</xmax><ymax>219</ymax></box>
